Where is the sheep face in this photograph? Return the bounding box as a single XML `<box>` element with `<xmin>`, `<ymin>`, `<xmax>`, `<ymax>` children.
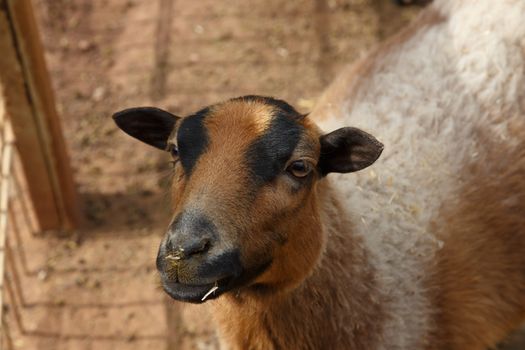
<box><xmin>113</xmin><ymin>96</ymin><xmax>383</xmax><ymax>303</ymax></box>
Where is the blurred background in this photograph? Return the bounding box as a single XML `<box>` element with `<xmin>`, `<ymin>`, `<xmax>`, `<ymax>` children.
<box><xmin>0</xmin><ymin>0</ymin><xmax>423</xmax><ymax>349</ymax></box>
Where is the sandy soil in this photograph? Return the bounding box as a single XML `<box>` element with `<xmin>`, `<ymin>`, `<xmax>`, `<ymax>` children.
<box><xmin>4</xmin><ymin>1</ymin><xmax>422</xmax><ymax>349</ymax></box>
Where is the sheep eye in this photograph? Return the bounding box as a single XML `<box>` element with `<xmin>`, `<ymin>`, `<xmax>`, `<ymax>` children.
<box><xmin>286</xmin><ymin>160</ymin><xmax>311</xmax><ymax>178</ymax></box>
<box><xmin>169</xmin><ymin>145</ymin><xmax>179</xmax><ymax>159</ymax></box>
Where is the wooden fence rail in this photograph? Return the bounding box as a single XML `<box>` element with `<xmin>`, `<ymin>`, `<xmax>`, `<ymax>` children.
<box><xmin>0</xmin><ymin>0</ymin><xmax>80</xmax><ymax>232</ymax></box>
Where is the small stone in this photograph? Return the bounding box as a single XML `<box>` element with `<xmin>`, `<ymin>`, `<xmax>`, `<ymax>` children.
<box><xmin>193</xmin><ymin>25</ymin><xmax>204</xmax><ymax>34</ymax></box>
<box><xmin>37</xmin><ymin>269</ymin><xmax>48</xmax><ymax>281</ymax></box>
<box><xmin>92</xmin><ymin>86</ymin><xmax>107</xmax><ymax>102</ymax></box>
<box><xmin>78</xmin><ymin>40</ymin><xmax>94</xmax><ymax>51</ymax></box>
<box><xmin>189</xmin><ymin>53</ymin><xmax>200</xmax><ymax>63</ymax></box>
<box><xmin>276</xmin><ymin>47</ymin><xmax>289</xmax><ymax>58</ymax></box>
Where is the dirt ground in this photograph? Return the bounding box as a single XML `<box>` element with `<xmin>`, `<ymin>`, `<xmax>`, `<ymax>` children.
<box><xmin>4</xmin><ymin>1</ymin><xmax>423</xmax><ymax>349</ymax></box>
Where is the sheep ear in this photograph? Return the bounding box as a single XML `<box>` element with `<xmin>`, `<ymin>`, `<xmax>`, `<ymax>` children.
<box><xmin>318</xmin><ymin>127</ymin><xmax>384</xmax><ymax>175</ymax></box>
<box><xmin>113</xmin><ymin>107</ymin><xmax>180</xmax><ymax>150</ymax></box>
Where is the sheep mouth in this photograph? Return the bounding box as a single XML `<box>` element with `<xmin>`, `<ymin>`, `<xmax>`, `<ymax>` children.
<box><xmin>160</xmin><ymin>260</ymin><xmax>273</xmax><ymax>303</ymax></box>
<box><xmin>161</xmin><ymin>276</ymin><xmax>233</xmax><ymax>303</ymax></box>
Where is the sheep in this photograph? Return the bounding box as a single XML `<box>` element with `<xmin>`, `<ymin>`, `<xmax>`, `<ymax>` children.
<box><xmin>113</xmin><ymin>0</ymin><xmax>525</xmax><ymax>348</ymax></box>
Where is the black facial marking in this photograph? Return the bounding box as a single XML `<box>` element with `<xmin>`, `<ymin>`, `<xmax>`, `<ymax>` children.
<box><xmin>197</xmin><ymin>250</ymin><xmax>243</xmax><ymax>281</ymax></box>
<box><xmin>177</xmin><ymin>107</ymin><xmax>210</xmax><ymax>176</ymax></box>
<box><xmin>246</xmin><ymin>109</ymin><xmax>304</xmax><ymax>185</ymax></box>
<box><xmin>161</xmin><ymin>211</ymin><xmax>219</xmax><ymax>262</ymax></box>
<box><xmin>229</xmin><ymin>256</ymin><xmax>273</xmax><ymax>291</ymax></box>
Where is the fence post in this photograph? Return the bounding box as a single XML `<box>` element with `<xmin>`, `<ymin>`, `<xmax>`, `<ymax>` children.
<box><xmin>0</xmin><ymin>0</ymin><xmax>80</xmax><ymax>231</ymax></box>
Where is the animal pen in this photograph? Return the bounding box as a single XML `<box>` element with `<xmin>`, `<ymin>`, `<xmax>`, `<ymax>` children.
<box><xmin>16</xmin><ymin>0</ymin><xmax>525</xmax><ymax>349</ymax></box>
<box><xmin>0</xmin><ymin>0</ymin><xmax>422</xmax><ymax>348</ymax></box>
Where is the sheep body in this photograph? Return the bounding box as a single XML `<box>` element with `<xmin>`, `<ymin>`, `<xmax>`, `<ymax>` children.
<box><xmin>311</xmin><ymin>0</ymin><xmax>525</xmax><ymax>348</ymax></box>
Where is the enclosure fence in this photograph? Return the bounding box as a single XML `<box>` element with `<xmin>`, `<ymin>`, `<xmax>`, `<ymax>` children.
<box><xmin>0</xmin><ymin>96</ymin><xmax>14</xmax><ymax>350</ymax></box>
<box><xmin>0</xmin><ymin>0</ymin><xmax>80</xmax><ymax>348</ymax></box>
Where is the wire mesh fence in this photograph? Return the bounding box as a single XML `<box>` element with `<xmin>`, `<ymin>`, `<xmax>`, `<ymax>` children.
<box><xmin>0</xmin><ymin>96</ymin><xmax>48</xmax><ymax>349</ymax></box>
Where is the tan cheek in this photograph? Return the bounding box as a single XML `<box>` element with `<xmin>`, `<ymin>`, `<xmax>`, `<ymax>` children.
<box><xmin>267</xmin><ymin>177</ymin><xmax>309</xmax><ymax>211</ymax></box>
<box><xmin>239</xmin><ymin>232</ymin><xmax>275</xmax><ymax>271</ymax></box>
<box><xmin>246</xmin><ymin>178</ymin><xmax>311</xmax><ymax>230</ymax></box>
<box><xmin>171</xmin><ymin>166</ymin><xmax>187</xmax><ymax>211</ymax></box>
<box><xmin>264</xmin><ymin>180</ymin><xmax>291</xmax><ymax>205</ymax></box>
<box><xmin>236</xmin><ymin>181</ymin><xmax>303</xmax><ymax>263</ymax></box>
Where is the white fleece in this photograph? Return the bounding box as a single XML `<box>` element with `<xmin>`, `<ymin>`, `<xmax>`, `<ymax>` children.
<box><xmin>315</xmin><ymin>0</ymin><xmax>525</xmax><ymax>348</ymax></box>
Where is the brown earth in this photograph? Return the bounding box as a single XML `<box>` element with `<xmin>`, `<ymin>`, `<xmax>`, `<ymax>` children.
<box><xmin>5</xmin><ymin>1</ymin><xmax>424</xmax><ymax>349</ymax></box>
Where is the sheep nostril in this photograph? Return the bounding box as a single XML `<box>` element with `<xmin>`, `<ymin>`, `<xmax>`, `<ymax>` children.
<box><xmin>186</xmin><ymin>238</ymin><xmax>212</xmax><ymax>257</ymax></box>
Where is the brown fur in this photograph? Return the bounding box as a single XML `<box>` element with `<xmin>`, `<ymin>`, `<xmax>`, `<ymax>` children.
<box><xmin>164</xmin><ymin>100</ymin><xmax>386</xmax><ymax>349</ymax></box>
<box><xmin>212</xmin><ymin>182</ymin><xmax>385</xmax><ymax>350</ymax></box>
<box><xmin>165</xmin><ymin>101</ymin><xmax>525</xmax><ymax>348</ymax></box>
<box><xmin>308</xmin><ymin>3</ymin><xmax>525</xmax><ymax>347</ymax></box>
<box><xmin>427</xmin><ymin>129</ymin><xmax>525</xmax><ymax>349</ymax></box>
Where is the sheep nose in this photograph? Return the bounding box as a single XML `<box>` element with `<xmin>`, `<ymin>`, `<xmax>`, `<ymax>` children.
<box><xmin>169</xmin><ymin>236</ymin><xmax>211</xmax><ymax>258</ymax></box>
<box><xmin>165</xmin><ymin>211</ymin><xmax>216</xmax><ymax>259</ymax></box>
